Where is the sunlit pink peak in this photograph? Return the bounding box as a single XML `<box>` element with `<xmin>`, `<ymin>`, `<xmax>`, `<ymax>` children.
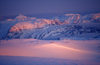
<box><xmin>16</xmin><ymin>14</ymin><xmax>27</xmax><ymax>20</ymax></box>
<box><xmin>92</xmin><ymin>13</ymin><xmax>100</xmax><ymax>19</ymax></box>
<box><xmin>30</xmin><ymin>17</ymin><xmax>36</xmax><ymax>20</ymax></box>
<box><xmin>6</xmin><ymin>19</ymin><xmax>15</xmax><ymax>21</ymax></box>
<box><xmin>42</xmin><ymin>19</ymin><xmax>62</xmax><ymax>25</ymax></box>
<box><xmin>64</xmin><ymin>14</ymin><xmax>80</xmax><ymax>16</ymax></box>
<box><xmin>10</xmin><ymin>22</ymin><xmax>34</xmax><ymax>32</ymax></box>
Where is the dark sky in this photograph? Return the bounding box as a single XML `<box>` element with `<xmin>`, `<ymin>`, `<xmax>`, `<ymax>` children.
<box><xmin>0</xmin><ymin>0</ymin><xmax>100</xmax><ymax>16</ymax></box>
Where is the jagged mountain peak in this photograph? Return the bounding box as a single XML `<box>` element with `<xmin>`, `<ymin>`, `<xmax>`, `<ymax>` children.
<box><xmin>15</xmin><ymin>14</ymin><xmax>28</xmax><ymax>20</ymax></box>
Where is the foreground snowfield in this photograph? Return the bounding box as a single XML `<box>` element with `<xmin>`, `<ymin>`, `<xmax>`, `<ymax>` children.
<box><xmin>0</xmin><ymin>39</ymin><xmax>100</xmax><ymax>65</ymax></box>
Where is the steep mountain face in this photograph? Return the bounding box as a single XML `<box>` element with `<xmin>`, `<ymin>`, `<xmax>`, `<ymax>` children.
<box><xmin>82</xmin><ymin>13</ymin><xmax>100</xmax><ymax>23</ymax></box>
<box><xmin>0</xmin><ymin>13</ymin><xmax>100</xmax><ymax>40</ymax></box>
<box><xmin>51</xmin><ymin>14</ymin><xmax>81</xmax><ymax>24</ymax></box>
<box><xmin>64</xmin><ymin>14</ymin><xmax>81</xmax><ymax>24</ymax></box>
<box><xmin>6</xmin><ymin>24</ymin><xmax>100</xmax><ymax>40</ymax></box>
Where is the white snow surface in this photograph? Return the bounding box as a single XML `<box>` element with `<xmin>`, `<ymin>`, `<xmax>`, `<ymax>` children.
<box><xmin>0</xmin><ymin>39</ymin><xmax>100</xmax><ymax>65</ymax></box>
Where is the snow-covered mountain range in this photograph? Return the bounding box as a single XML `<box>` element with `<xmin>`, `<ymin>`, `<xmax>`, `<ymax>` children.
<box><xmin>0</xmin><ymin>13</ymin><xmax>100</xmax><ymax>40</ymax></box>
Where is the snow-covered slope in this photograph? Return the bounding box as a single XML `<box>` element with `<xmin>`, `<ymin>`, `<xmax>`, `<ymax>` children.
<box><xmin>0</xmin><ymin>39</ymin><xmax>100</xmax><ymax>65</ymax></box>
<box><xmin>0</xmin><ymin>13</ymin><xmax>100</xmax><ymax>40</ymax></box>
<box><xmin>0</xmin><ymin>56</ymin><xmax>83</xmax><ymax>65</ymax></box>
